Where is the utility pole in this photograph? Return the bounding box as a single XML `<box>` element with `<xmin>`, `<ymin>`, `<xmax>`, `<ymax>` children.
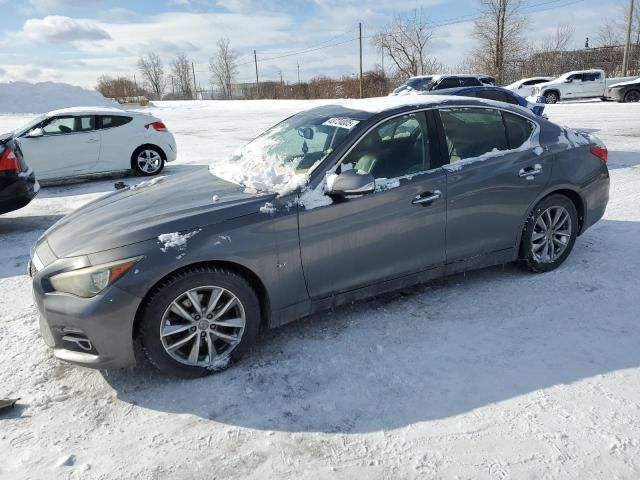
<box><xmin>171</xmin><ymin>77</ymin><xmax>175</xmax><ymax>97</ymax></box>
<box><xmin>133</xmin><ymin>73</ymin><xmax>138</xmax><ymax>96</ymax></box>
<box><xmin>191</xmin><ymin>62</ymin><xmax>198</xmax><ymax>100</ymax></box>
<box><xmin>381</xmin><ymin>46</ymin><xmax>385</xmax><ymax>75</ymax></box>
<box><xmin>254</xmin><ymin>50</ymin><xmax>260</xmax><ymax>99</ymax></box>
<box><xmin>622</xmin><ymin>0</ymin><xmax>635</xmax><ymax>76</ymax></box>
<box><xmin>297</xmin><ymin>62</ymin><xmax>300</xmax><ymax>84</ymax></box>
<box><xmin>359</xmin><ymin>22</ymin><xmax>363</xmax><ymax>98</ymax></box>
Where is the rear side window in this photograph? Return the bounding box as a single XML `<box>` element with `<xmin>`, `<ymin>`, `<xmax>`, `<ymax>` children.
<box><xmin>100</xmin><ymin>116</ymin><xmax>133</xmax><ymax>129</ymax></box>
<box><xmin>503</xmin><ymin>112</ymin><xmax>534</xmax><ymax>149</ymax></box>
<box><xmin>435</xmin><ymin>77</ymin><xmax>460</xmax><ymax>89</ymax></box>
<box><xmin>439</xmin><ymin>108</ymin><xmax>507</xmax><ymax>162</ymax></box>
<box><xmin>459</xmin><ymin>77</ymin><xmax>482</xmax><ymax>87</ymax></box>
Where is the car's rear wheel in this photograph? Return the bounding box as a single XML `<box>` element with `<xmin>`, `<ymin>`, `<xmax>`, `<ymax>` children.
<box><xmin>623</xmin><ymin>89</ymin><xmax>640</xmax><ymax>103</ymax></box>
<box><xmin>140</xmin><ymin>267</ymin><xmax>261</xmax><ymax>378</ymax></box>
<box><xmin>544</xmin><ymin>91</ymin><xmax>559</xmax><ymax>104</ymax></box>
<box><xmin>521</xmin><ymin>194</ymin><xmax>578</xmax><ymax>273</ymax></box>
<box><xmin>133</xmin><ymin>146</ymin><xmax>165</xmax><ymax>176</ymax></box>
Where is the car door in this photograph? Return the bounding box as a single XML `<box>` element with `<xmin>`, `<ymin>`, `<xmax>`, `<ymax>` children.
<box><xmin>563</xmin><ymin>74</ymin><xmax>584</xmax><ymax>98</ymax></box>
<box><xmin>298</xmin><ymin>111</ymin><xmax>447</xmax><ymax>299</ymax></box>
<box><xmin>582</xmin><ymin>71</ymin><xmax>605</xmax><ymax>96</ymax></box>
<box><xmin>436</xmin><ymin>106</ymin><xmax>552</xmax><ymax>262</ymax></box>
<box><xmin>18</xmin><ymin>115</ymin><xmax>100</xmax><ymax>179</ymax></box>
<box><xmin>96</xmin><ymin>115</ymin><xmax>134</xmax><ymax>171</ymax></box>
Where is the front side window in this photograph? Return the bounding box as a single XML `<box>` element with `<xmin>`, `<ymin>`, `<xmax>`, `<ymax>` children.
<box><xmin>439</xmin><ymin>108</ymin><xmax>507</xmax><ymax>162</ymax></box>
<box><xmin>460</xmin><ymin>77</ymin><xmax>483</xmax><ymax>87</ymax></box>
<box><xmin>42</xmin><ymin>116</ymin><xmax>94</xmax><ymax>135</ymax></box>
<box><xmin>340</xmin><ymin>113</ymin><xmax>429</xmax><ymax>179</ymax></box>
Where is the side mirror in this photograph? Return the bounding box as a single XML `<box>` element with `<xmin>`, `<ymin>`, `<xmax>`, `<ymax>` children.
<box><xmin>26</xmin><ymin>128</ymin><xmax>44</xmax><ymax>138</ymax></box>
<box><xmin>328</xmin><ymin>169</ymin><xmax>375</xmax><ymax>196</ymax></box>
<box><xmin>564</xmin><ymin>79</ymin><xmax>572</xmax><ymax>83</ymax></box>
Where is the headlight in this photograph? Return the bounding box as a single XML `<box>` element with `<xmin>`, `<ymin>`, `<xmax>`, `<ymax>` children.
<box><xmin>49</xmin><ymin>257</ymin><xmax>141</xmax><ymax>298</ymax></box>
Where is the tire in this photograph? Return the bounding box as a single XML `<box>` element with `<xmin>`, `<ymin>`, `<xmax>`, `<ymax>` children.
<box><xmin>520</xmin><ymin>194</ymin><xmax>578</xmax><ymax>273</ymax></box>
<box><xmin>544</xmin><ymin>91</ymin><xmax>559</xmax><ymax>104</ymax></box>
<box><xmin>623</xmin><ymin>89</ymin><xmax>640</xmax><ymax>103</ymax></box>
<box><xmin>133</xmin><ymin>146</ymin><xmax>165</xmax><ymax>176</ymax></box>
<box><xmin>140</xmin><ymin>266</ymin><xmax>261</xmax><ymax>378</ymax></box>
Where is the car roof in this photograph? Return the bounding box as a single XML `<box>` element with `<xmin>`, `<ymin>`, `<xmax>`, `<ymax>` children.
<box><xmin>320</xmin><ymin>94</ymin><xmax>533</xmax><ymax>117</ymax></box>
<box><xmin>45</xmin><ymin>106</ymin><xmax>143</xmax><ymax>117</ymax></box>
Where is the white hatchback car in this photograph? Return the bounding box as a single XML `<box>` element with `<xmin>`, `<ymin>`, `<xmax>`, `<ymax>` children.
<box><xmin>13</xmin><ymin>107</ymin><xmax>177</xmax><ymax>181</ymax></box>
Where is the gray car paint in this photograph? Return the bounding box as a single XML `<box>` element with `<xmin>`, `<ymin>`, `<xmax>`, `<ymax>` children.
<box><xmin>31</xmin><ymin>97</ymin><xmax>610</xmax><ymax>369</ymax></box>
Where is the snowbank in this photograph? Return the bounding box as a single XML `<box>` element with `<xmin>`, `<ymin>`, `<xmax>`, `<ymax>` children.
<box><xmin>0</xmin><ymin>81</ymin><xmax>117</xmax><ymax>114</ymax></box>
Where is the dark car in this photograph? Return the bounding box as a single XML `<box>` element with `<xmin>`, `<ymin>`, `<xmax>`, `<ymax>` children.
<box><xmin>390</xmin><ymin>74</ymin><xmax>484</xmax><ymax>95</ymax></box>
<box><xmin>0</xmin><ymin>133</ymin><xmax>39</xmax><ymax>215</ymax></box>
<box><xmin>427</xmin><ymin>85</ymin><xmax>547</xmax><ymax>116</ymax></box>
<box><xmin>608</xmin><ymin>77</ymin><xmax>640</xmax><ymax>103</ymax></box>
<box><xmin>30</xmin><ymin>96</ymin><xmax>610</xmax><ymax>377</ymax></box>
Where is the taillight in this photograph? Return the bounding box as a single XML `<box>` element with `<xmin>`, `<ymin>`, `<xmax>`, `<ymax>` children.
<box><xmin>590</xmin><ymin>145</ymin><xmax>608</xmax><ymax>163</ymax></box>
<box><xmin>145</xmin><ymin>121</ymin><xmax>168</xmax><ymax>132</ymax></box>
<box><xmin>0</xmin><ymin>148</ymin><xmax>20</xmax><ymax>172</ymax></box>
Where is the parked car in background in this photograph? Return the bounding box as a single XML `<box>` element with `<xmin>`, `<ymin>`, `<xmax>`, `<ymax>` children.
<box><xmin>607</xmin><ymin>77</ymin><xmax>640</xmax><ymax>103</ymax></box>
<box><xmin>505</xmin><ymin>77</ymin><xmax>555</xmax><ymax>97</ymax></box>
<box><xmin>427</xmin><ymin>85</ymin><xmax>547</xmax><ymax>116</ymax></box>
<box><xmin>31</xmin><ymin>95</ymin><xmax>609</xmax><ymax>377</ymax></box>
<box><xmin>478</xmin><ymin>75</ymin><xmax>497</xmax><ymax>85</ymax></box>
<box><xmin>5</xmin><ymin>107</ymin><xmax>177</xmax><ymax>182</ymax></box>
<box><xmin>0</xmin><ymin>133</ymin><xmax>39</xmax><ymax>215</ymax></box>
<box><xmin>533</xmin><ymin>69</ymin><xmax>637</xmax><ymax>103</ymax></box>
<box><xmin>390</xmin><ymin>74</ymin><xmax>485</xmax><ymax>95</ymax></box>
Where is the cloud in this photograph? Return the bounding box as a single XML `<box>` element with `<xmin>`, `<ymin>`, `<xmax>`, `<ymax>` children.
<box><xmin>23</xmin><ymin>15</ymin><xmax>112</xmax><ymax>42</ymax></box>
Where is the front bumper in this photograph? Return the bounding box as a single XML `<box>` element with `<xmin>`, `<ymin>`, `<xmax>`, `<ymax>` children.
<box><xmin>31</xmin><ymin>254</ymin><xmax>141</xmax><ymax>369</ymax></box>
<box><xmin>607</xmin><ymin>88</ymin><xmax>624</xmax><ymax>102</ymax></box>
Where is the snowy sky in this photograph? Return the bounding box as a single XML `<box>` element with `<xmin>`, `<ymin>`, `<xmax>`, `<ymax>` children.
<box><xmin>0</xmin><ymin>0</ymin><xmax>628</xmax><ymax>88</ymax></box>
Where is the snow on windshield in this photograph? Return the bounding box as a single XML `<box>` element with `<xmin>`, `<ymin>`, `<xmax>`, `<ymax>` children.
<box><xmin>209</xmin><ymin>112</ymin><xmax>355</xmax><ymax>195</ymax></box>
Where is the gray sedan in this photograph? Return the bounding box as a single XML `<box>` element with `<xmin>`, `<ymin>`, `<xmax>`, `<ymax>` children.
<box><xmin>30</xmin><ymin>96</ymin><xmax>610</xmax><ymax>377</ymax></box>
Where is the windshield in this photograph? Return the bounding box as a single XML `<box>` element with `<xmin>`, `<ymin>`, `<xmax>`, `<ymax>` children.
<box><xmin>209</xmin><ymin>109</ymin><xmax>358</xmax><ymax>194</ymax></box>
<box><xmin>14</xmin><ymin>115</ymin><xmax>46</xmax><ymax>136</ymax></box>
<box><xmin>393</xmin><ymin>77</ymin><xmax>435</xmax><ymax>94</ymax></box>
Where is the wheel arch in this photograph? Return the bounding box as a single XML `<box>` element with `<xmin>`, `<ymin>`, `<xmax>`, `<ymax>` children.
<box><xmin>132</xmin><ymin>260</ymin><xmax>272</xmax><ymax>344</ymax></box>
<box><xmin>515</xmin><ymin>187</ymin><xmax>585</xmax><ymax>259</ymax></box>
<box><xmin>130</xmin><ymin>143</ymin><xmax>167</xmax><ymax>170</ymax></box>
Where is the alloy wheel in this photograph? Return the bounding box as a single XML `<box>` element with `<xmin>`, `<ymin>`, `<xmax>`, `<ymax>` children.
<box><xmin>531</xmin><ymin>206</ymin><xmax>572</xmax><ymax>264</ymax></box>
<box><xmin>159</xmin><ymin>286</ymin><xmax>246</xmax><ymax>367</ymax></box>
<box><xmin>137</xmin><ymin>149</ymin><xmax>163</xmax><ymax>174</ymax></box>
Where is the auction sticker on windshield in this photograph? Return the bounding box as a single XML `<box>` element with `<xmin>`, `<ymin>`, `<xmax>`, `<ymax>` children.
<box><xmin>322</xmin><ymin>117</ymin><xmax>360</xmax><ymax>129</ymax></box>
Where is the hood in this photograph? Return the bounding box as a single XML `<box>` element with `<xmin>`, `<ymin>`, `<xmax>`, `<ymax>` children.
<box><xmin>0</xmin><ymin>132</ymin><xmax>13</xmax><ymax>146</ymax></box>
<box><xmin>44</xmin><ymin>169</ymin><xmax>274</xmax><ymax>258</ymax></box>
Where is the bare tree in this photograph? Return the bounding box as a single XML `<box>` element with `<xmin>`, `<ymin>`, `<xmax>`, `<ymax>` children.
<box><xmin>96</xmin><ymin>75</ymin><xmax>138</xmax><ymax>99</ymax></box>
<box><xmin>472</xmin><ymin>0</ymin><xmax>528</xmax><ymax>84</ymax></box>
<box><xmin>374</xmin><ymin>9</ymin><xmax>440</xmax><ymax>78</ymax></box>
<box><xmin>171</xmin><ymin>52</ymin><xmax>193</xmax><ymax>100</ymax></box>
<box><xmin>209</xmin><ymin>38</ymin><xmax>238</xmax><ymax>99</ymax></box>
<box><xmin>137</xmin><ymin>52</ymin><xmax>165</xmax><ymax>100</ymax></box>
<box><xmin>597</xmin><ymin>2</ymin><xmax>640</xmax><ymax>47</ymax></box>
<box><xmin>540</xmin><ymin>23</ymin><xmax>575</xmax><ymax>52</ymax></box>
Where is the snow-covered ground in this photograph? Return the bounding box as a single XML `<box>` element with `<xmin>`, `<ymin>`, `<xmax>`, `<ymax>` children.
<box><xmin>1</xmin><ymin>100</ymin><xmax>639</xmax><ymax>479</ymax></box>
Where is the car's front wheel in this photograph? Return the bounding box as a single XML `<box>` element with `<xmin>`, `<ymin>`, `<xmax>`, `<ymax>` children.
<box><xmin>521</xmin><ymin>194</ymin><xmax>578</xmax><ymax>273</ymax></box>
<box><xmin>133</xmin><ymin>146</ymin><xmax>165</xmax><ymax>176</ymax></box>
<box><xmin>623</xmin><ymin>89</ymin><xmax>640</xmax><ymax>103</ymax></box>
<box><xmin>544</xmin><ymin>91</ymin><xmax>559</xmax><ymax>104</ymax></box>
<box><xmin>140</xmin><ymin>266</ymin><xmax>261</xmax><ymax>378</ymax></box>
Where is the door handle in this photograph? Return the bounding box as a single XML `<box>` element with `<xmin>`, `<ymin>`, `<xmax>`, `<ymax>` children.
<box><xmin>412</xmin><ymin>190</ymin><xmax>442</xmax><ymax>205</ymax></box>
<box><xmin>518</xmin><ymin>164</ymin><xmax>543</xmax><ymax>178</ymax></box>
